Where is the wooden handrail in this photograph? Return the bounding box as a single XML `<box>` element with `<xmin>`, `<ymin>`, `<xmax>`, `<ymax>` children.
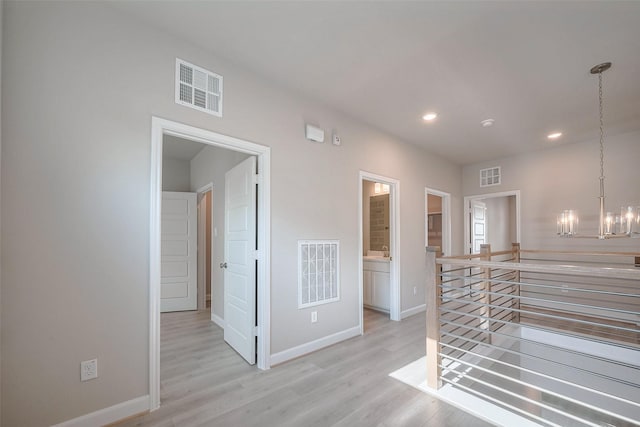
<box><xmin>435</xmin><ymin>257</ymin><xmax>640</xmax><ymax>280</ymax></box>
<box><xmin>520</xmin><ymin>249</ymin><xmax>640</xmax><ymax>257</ymax></box>
<box><xmin>443</xmin><ymin>249</ymin><xmax>640</xmax><ymax>260</ymax></box>
<box><xmin>440</xmin><ymin>254</ymin><xmax>483</xmax><ymax>260</ymax></box>
<box><xmin>440</xmin><ymin>249</ymin><xmax>515</xmax><ymax>260</ymax></box>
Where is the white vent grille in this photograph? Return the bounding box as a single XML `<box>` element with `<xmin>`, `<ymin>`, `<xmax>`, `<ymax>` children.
<box><xmin>480</xmin><ymin>166</ymin><xmax>501</xmax><ymax>187</ymax></box>
<box><xmin>175</xmin><ymin>58</ymin><xmax>223</xmax><ymax>117</ymax></box>
<box><xmin>298</xmin><ymin>240</ymin><xmax>340</xmax><ymax>308</ymax></box>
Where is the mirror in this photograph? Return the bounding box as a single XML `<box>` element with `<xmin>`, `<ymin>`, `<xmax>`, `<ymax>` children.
<box><xmin>369</xmin><ymin>193</ymin><xmax>390</xmax><ymax>251</ymax></box>
<box><xmin>363</xmin><ymin>179</ymin><xmax>391</xmax><ymax>256</ymax></box>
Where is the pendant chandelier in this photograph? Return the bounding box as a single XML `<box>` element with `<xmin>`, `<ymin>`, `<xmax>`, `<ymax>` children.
<box><xmin>557</xmin><ymin>62</ymin><xmax>639</xmax><ymax>239</ymax></box>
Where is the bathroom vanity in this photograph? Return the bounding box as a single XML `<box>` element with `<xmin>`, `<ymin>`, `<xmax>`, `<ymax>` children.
<box><xmin>363</xmin><ymin>256</ymin><xmax>390</xmax><ymax>312</ymax></box>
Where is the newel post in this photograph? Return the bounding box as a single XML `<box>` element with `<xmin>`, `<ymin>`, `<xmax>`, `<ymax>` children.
<box><xmin>426</xmin><ymin>246</ymin><xmax>442</xmax><ymax>390</ymax></box>
<box><xmin>512</xmin><ymin>243</ymin><xmax>521</xmax><ymax>323</ymax></box>
<box><xmin>480</xmin><ymin>244</ymin><xmax>492</xmax><ymax>343</ymax></box>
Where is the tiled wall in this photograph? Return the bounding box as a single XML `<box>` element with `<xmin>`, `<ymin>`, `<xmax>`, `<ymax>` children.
<box><xmin>370</xmin><ymin>194</ymin><xmax>390</xmax><ymax>250</ymax></box>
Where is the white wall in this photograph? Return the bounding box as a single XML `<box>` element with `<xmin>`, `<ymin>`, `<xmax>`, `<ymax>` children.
<box><xmin>189</xmin><ymin>145</ymin><xmax>251</xmax><ymax>321</ymax></box>
<box><xmin>484</xmin><ymin>196</ymin><xmax>516</xmax><ymax>252</ymax></box>
<box><xmin>0</xmin><ymin>2</ymin><xmax>463</xmax><ymax>425</ymax></box>
<box><xmin>161</xmin><ymin>156</ymin><xmax>191</xmax><ymax>192</ymax></box>
<box><xmin>463</xmin><ymin>130</ymin><xmax>640</xmax><ymax>253</ymax></box>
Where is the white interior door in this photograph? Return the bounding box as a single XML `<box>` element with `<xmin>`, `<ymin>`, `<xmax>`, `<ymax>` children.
<box><xmin>471</xmin><ymin>200</ymin><xmax>487</xmax><ymax>254</ymax></box>
<box><xmin>223</xmin><ymin>157</ymin><xmax>257</xmax><ymax>364</ymax></box>
<box><xmin>161</xmin><ymin>191</ymin><xmax>197</xmax><ymax>312</ymax></box>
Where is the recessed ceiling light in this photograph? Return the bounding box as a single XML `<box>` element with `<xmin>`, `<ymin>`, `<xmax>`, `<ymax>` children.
<box><xmin>547</xmin><ymin>132</ymin><xmax>563</xmax><ymax>140</ymax></box>
<box><xmin>422</xmin><ymin>112</ymin><xmax>438</xmax><ymax>121</ymax></box>
<box><xmin>480</xmin><ymin>119</ymin><xmax>495</xmax><ymax>128</ymax></box>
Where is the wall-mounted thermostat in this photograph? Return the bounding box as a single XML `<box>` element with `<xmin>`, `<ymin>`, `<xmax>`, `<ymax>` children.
<box><xmin>305</xmin><ymin>124</ymin><xmax>325</xmax><ymax>143</ymax></box>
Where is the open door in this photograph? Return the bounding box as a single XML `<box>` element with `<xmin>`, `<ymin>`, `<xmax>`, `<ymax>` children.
<box><xmin>222</xmin><ymin>157</ymin><xmax>257</xmax><ymax>364</ymax></box>
<box><xmin>470</xmin><ymin>200</ymin><xmax>487</xmax><ymax>254</ymax></box>
<box><xmin>161</xmin><ymin>191</ymin><xmax>198</xmax><ymax>312</ymax></box>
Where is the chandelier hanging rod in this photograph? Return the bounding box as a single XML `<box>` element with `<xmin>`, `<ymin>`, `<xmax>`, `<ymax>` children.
<box><xmin>557</xmin><ymin>62</ymin><xmax>639</xmax><ymax>239</ymax></box>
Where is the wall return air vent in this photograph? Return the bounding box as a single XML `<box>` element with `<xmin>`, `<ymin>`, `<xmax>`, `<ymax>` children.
<box><xmin>298</xmin><ymin>240</ymin><xmax>340</xmax><ymax>309</ymax></box>
<box><xmin>175</xmin><ymin>58</ymin><xmax>223</xmax><ymax>117</ymax></box>
<box><xmin>480</xmin><ymin>166</ymin><xmax>501</xmax><ymax>187</ymax></box>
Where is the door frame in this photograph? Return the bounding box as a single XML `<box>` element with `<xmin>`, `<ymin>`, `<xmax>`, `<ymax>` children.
<box><xmin>150</xmin><ymin>117</ymin><xmax>271</xmax><ymax>411</ymax></box>
<box><xmin>464</xmin><ymin>190</ymin><xmax>521</xmax><ymax>254</ymax></box>
<box><xmin>425</xmin><ymin>188</ymin><xmax>451</xmax><ymax>257</ymax></box>
<box><xmin>358</xmin><ymin>171</ymin><xmax>401</xmax><ymax>328</ymax></box>
<box><xmin>196</xmin><ymin>182</ymin><xmax>213</xmax><ymax>312</ymax></box>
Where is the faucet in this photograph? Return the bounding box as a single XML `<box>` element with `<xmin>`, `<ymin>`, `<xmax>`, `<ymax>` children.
<box><xmin>382</xmin><ymin>245</ymin><xmax>389</xmax><ymax>258</ymax></box>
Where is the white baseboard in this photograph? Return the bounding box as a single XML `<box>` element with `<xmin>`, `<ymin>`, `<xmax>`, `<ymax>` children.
<box><xmin>401</xmin><ymin>304</ymin><xmax>426</xmax><ymax>319</ymax></box>
<box><xmin>51</xmin><ymin>395</ymin><xmax>149</xmax><ymax>427</ymax></box>
<box><xmin>211</xmin><ymin>312</ymin><xmax>225</xmax><ymax>329</ymax></box>
<box><xmin>270</xmin><ymin>326</ymin><xmax>361</xmax><ymax>366</ymax></box>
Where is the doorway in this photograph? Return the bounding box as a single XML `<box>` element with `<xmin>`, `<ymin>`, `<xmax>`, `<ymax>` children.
<box><xmin>150</xmin><ymin>117</ymin><xmax>271</xmax><ymax>411</ymax></box>
<box><xmin>196</xmin><ymin>183</ymin><xmax>213</xmax><ymax>314</ymax></box>
<box><xmin>464</xmin><ymin>190</ymin><xmax>521</xmax><ymax>254</ymax></box>
<box><xmin>359</xmin><ymin>171</ymin><xmax>401</xmax><ymax>332</ymax></box>
<box><xmin>425</xmin><ymin>188</ymin><xmax>451</xmax><ymax>257</ymax></box>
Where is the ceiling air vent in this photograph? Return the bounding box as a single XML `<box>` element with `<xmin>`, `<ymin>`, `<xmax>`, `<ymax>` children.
<box><xmin>175</xmin><ymin>58</ymin><xmax>223</xmax><ymax>117</ymax></box>
<box><xmin>480</xmin><ymin>166</ymin><xmax>501</xmax><ymax>187</ymax></box>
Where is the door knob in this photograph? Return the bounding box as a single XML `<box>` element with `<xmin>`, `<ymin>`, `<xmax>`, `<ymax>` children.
<box><xmin>220</xmin><ymin>262</ymin><xmax>228</xmax><ymax>269</ymax></box>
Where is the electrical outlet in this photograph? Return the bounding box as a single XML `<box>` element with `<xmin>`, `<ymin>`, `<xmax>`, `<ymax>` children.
<box><xmin>413</xmin><ymin>286</ymin><xmax>417</xmax><ymax>295</ymax></box>
<box><xmin>311</xmin><ymin>311</ymin><xmax>318</xmax><ymax>323</ymax></box>
<box><xmin>81</xmin><ymin>359</ymin><xmax>98</xmax><ymax>382</ymax></box>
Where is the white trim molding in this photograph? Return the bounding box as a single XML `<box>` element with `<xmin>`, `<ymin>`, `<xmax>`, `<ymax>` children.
<box><xmin>270</xmin><ymin>326</ymin><xmax>361</xmax><ymax>366</ymax></box>
<box><xmin>150</xmin><ymin>117</ymin><xmax>271</xmax><ymax>412</ymax></box>
<box><xmin>401</xmin><ymin>304</ymin><xmax>426</xmax><ymax>319</ymax></box>
<box><xmin>195</xmin><ymin>182</ymin><xmax>213</xmax><ymax>194</ymax></box>
<box><xmin>211</xmin><ymin>312</ymin><xmax>225</xmax><ymax>329</ymax></box>
<box><xmin>51</xmin><ymin>395</ymin><xmax>149</xmax><ymax>427</ymax></box>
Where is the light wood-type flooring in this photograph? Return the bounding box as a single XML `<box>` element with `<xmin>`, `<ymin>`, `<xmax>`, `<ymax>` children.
<box><xmin>520</xmin><ymin>305</ymin><xmax>640</xmax><ymax>345</ymax></box>
<box><xmin>116</xmin><ymin>309</ymin><xmax>491</xmax><ymax>427</ymax></box>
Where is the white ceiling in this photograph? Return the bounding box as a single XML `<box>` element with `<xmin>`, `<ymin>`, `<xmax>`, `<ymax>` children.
<box><xmin>113</xmin><ymin>1</ymin><xmax>640</xmax><ymax>165</ymax></box>
<box><xmin>163</xmin><ymin>135</ymin><xmax>205</xmax><ymax>161</ymax></box>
